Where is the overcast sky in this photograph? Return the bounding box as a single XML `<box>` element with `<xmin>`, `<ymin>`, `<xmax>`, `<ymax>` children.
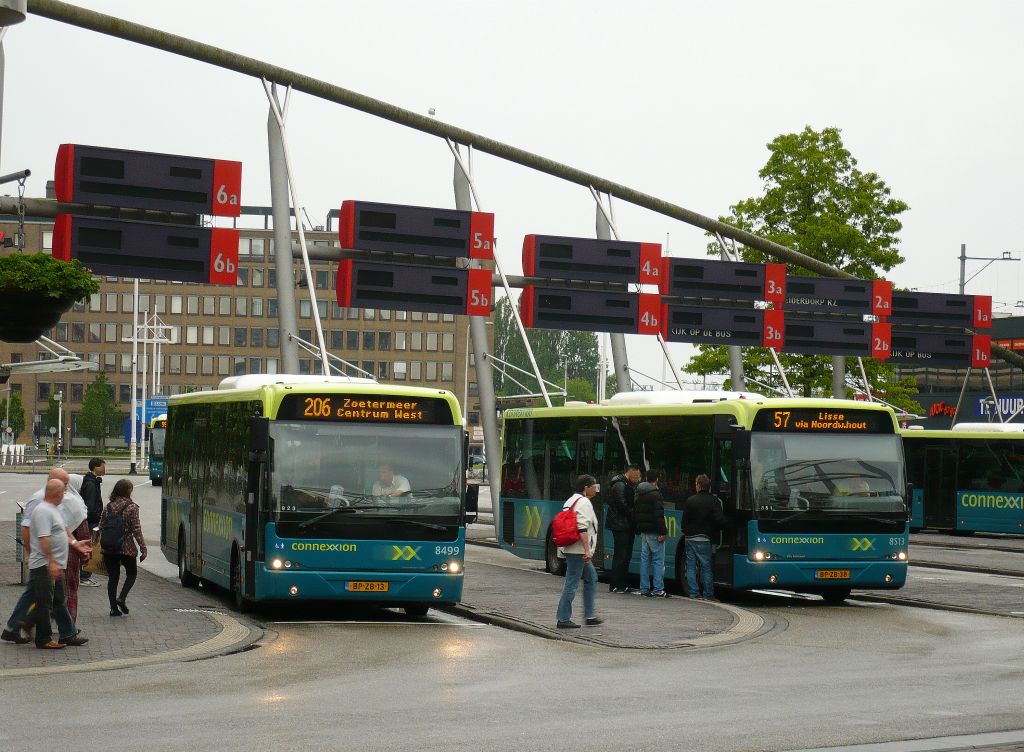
<box><xmin>3</xmin><ymin>1</ymin><xmax>1022</xmax><ymax>389</ymax></box>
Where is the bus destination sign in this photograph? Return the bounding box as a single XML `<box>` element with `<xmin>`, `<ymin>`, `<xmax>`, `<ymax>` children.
<box><xmin>752</xmin><ymin>408</ymin><xmax>894</xmax><ymax>434</ymax></box>
<box><xmin>277</xmin><ymin>394</ymin><xmax>454</xmax><ymax>425</ymax></box>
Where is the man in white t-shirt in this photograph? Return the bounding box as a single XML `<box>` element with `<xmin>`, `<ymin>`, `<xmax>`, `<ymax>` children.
<box><xmin>372</xmin><ymin>462</ymin><xmax>411</xmax><ymax>497</ymax></box>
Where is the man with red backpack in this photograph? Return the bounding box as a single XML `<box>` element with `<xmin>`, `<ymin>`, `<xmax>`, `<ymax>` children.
<box><xmin>554</xmin><ymin>474</ymin><xmax>604</xmax><ymax>629</ymax></box>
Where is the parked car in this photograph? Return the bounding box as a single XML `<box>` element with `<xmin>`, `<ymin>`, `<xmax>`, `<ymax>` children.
<box><xmin>468</xmin><ymin>453</ymin><xmax>486</xmax><ymax>467</ymax></box>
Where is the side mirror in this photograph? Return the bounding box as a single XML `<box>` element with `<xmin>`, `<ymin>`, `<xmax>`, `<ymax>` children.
<box><xmin>249</xmin><ymin>417</ymin><xmax>270</xmax><ymax>462</ymax></box>
<box><xmin>465</xmin><ymin>483</ymin><xmax>479</xmax><ymax>524</ymax></box>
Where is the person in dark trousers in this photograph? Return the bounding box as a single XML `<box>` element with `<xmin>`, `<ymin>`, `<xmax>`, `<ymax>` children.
<box><xmin>79</xmin><ymin>458</ymin><xmax>105</xmax><ymax>587</ymax></box>
<box><xmin>634</xmin><ymin>469</ymin><xmax>669</xmax><ymax>598</ymax></box>
<box><xmin>682</xmin><ymin>473</ymin><xmax>728</xmax><ymax>600</ymax></box>
<box><xmin>605</xmin><ymin>465</ymin><xmax>641</xmax><ymax>593</ymax></box>
<box><xmin>99</xmin><ymin>479</ymin><xmax>147</xmax><ymax>617</ymax></box>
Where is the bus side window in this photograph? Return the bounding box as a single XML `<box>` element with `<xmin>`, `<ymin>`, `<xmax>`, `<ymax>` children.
<box><xmin>716</xmin><ymin>439</ymin><xmax>734</xmax><ymax>507</ymax></box>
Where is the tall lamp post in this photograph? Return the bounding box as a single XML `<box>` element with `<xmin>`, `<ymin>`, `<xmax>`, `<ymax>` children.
<box><xmin>959</xmin><ymin>244</ymin><xmax>1020</xmax><ymax>294</ymax></box>
<box><xmin>54</xmin><ymin>390</ymin><xmax>63</xmax><ymax>459</ymax></box>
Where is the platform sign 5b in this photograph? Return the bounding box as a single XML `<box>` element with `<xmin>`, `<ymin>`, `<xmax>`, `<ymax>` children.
<box><xmin>55</xmin><ymin>144</ymin><xmax>241</xmax><ymax>217</ymax></box>
<box><xmin>336</xmin><ymin>260</ymin><xmax>493</xmax><ymax>316</ymax></box>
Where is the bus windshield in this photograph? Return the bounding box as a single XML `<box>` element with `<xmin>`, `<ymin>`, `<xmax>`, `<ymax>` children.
<box><xmin>269</xmin><ymin>422</ymin><xmax>463</xmax><ymax>539</ymax></box>
<box><xmin>150</xmin><ymin>428</ymin><xmax>166</xmax><ymax>458</ymax></box>
<box><xmin>751</xmin><ymin>433</ymin><xmax>906</xmax><ymax>519</ymax></box>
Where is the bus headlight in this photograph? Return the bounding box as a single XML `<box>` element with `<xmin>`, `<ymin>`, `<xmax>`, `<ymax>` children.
<box><xmin>752</xmin><ymin>551</ymin><xmax>776</xmax><ymax>562</ymax></box>
<box><xmin>753</xmin><ymin>550</ymin><xmax>766</xmax><ymax>562</ymax></box>
<box><xmin>887</xmin><ymin>552</ymin><xmax>908</xmax><ymax>561</ymax></box>
<box><xmin>271</xmin><ymin>558</ymin><xmax>284</xmax><ymax>570</ymax></box>
<box><xmin>447</xmin><ymin>561</ymin><xmax>461</xmax><ymax>574</ymax></box>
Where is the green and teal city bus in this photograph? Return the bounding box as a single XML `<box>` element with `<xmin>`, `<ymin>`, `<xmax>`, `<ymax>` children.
<box><xmin>160</xmin><ymin>375</ymin><xmax>475</xmax><ymax>614</ymax></box>
<box><xmin>499</xmin><ymin>393</ymin><xmax>909</xmax><ymax>602</ymax></box>
<box><xmin>903</xmin><ymin>423</ymin><xmax>1024</xmax><ymax>534</ymax></box>
<box><xmin>149</xmin><ymin>414</ymin><xmax>167</xmax><ymax>485</ymax></box>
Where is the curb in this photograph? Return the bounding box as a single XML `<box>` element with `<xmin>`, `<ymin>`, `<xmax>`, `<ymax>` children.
<box><xmin>850</xmin><ymin>592</ymin><xmax>1021</xmax><ymax>619</ymax></box>
<box><xmin>788</xmin><ymin>727</ymin><xmax>1024</xmax><ymax>752</ymax></box>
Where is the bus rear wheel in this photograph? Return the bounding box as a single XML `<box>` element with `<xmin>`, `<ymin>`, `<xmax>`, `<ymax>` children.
<box><xmin>820</xmin><ymin>588</ymin><xmax>852</xmax><ymax>604</ymax></box>
<box><xmin>178</xmin><ymin>533</ymin><xmax>199</xmax><ymax>588</ymax></box>
<box><xmin>545</xmin><ymin>532</ymin><xmax>566</xmax><ymax>576</ymax></box>
<box><xmin>231</xmin><ymin>550</ymin><xmax>250</xmax><ymax>613</ymax></box>
<box><xmin>404</xmin><ymin>604</ymin><xmax>429</xmax><ymax>617</ymax></box>
<box><xmin>673</xmin><ymin>549</ymin><xmax>691</xmax><ymax>597</ymax></box>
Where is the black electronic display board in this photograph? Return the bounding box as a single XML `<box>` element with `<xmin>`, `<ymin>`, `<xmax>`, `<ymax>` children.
<box><xmin>336</xmin><ymin>260</ymin><xmax>492</xmax><ymax>317</ymax></box>
<box><xmin>522</xmin><ymin>234</ymin><xmax>661</xmax><ymax>285</ymax></box>
<box><xmin>752</xmin><ymin>407</ymin><xmax>895</xmax><ymax>434</ymax></box>
<box><xmin>887</xmin><ymin>330</ymin><xmax>990</xmax><ymax>368</ymax></box>
<box><xmin>277</xmin><ymin>393</ymin><xmax>455</xmax><ymax>425</ymax></box>
<box><xmin>54</xmin><ymin>144</ymin><xmax>241</xmax><ymax>217</ymax></box>
<box><xmin>784</xmin><ymin>277</ymin><xmax>893</xmax><ymax>319</ymax></box>
<box><xmin>659</xmin><ymin>258</ymin><xmax>785</xmax><ymax>307</ymax></box>
<box><xmin>660</xmin><ymin>304</ymin><xmax>784</xmax><ymax>350</ymax></box>
<box><xmin>520</xmin><ymin>286</ymin><xmax>649</xmax><ymax>334</ymax></box>
<box><xmin>52</xmin><ymin>215</ymin><xmax>239</xmax><ymax>285</ymax></box>
<box><xmin>783</xmin><ymin>317</ymin><xmax>891</xmax><ymax>359</ymax></box>
<box><xmin>888</xmin><ymin>291</ymin><xmax>992</xmax><ymax>329</ymax></box>
<box><xmin>338</xmin><ymin>200</ymin><xmax>494</xmax><ymax>260</ymax></box>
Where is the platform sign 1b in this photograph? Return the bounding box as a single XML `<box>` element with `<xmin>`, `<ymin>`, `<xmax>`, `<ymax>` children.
<box><xmin>338</xmin><ymin>200</ymin><xmax>494</xmax><ymax>260</ymax></box>
<box><xmin>522</xmin><ymin>235</ymin><xmax>662</xmax><ymax>285</ymax></box>
<box><xmin>659</xmin><ymin>258</ymin><xmax>785</xmax><ymax>307</ymax></box>
<box><xmin>336</xmin><ymin>260</ymin><xmax>493</xmax><ymax>316</ymax></box>
<box><xmin>54</xmin><ymin>144</ymin><xmax>241</xmax><ymax>217</ymax></box>
<box><xmin>888</xmin><ymin>291</ymin><xmax>992</xmax><ymax>329</ymax></box>
<box><xmin>660</xmin><ymin>304</ymin><xmax>784</xmax><ymax>350</ymax></box>
<box><xmin>887</xmin><ymin>330</ymin><xmax>990</xmax><ymax>368</ymax></box>
<box><xmin>52</xmin><ymin>215</ymin><xmax>239</xmax><ymax>285</ymax></box>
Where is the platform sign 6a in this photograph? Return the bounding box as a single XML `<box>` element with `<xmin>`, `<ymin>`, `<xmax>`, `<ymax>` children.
<box><xmin>52</xmin><ymin>215</ymin><xmax>239</xmax><ymax>285</ymax></box>
<box><xmin>659</xmin><ymin>258</ymin><xmax>785</xmax><ymax>307</ymax></box>
<box><xmin>338</xmin><ymin>200</ymin><xmax>494</xmax><ymax>260</ymax></box>
<box><xmin>522</xmin><ymin>234</ymin><xmax>662</xmax><ymax>285</ymax></box>
<box><xmin>55</xmin><ymin>144</ymin><xmax>241</xmax><ymax>217</ymax></box>
<box><xmin>660</xmin><ymin>304</ymin><xmax>784</xmax><ymax>350</ymax></box>
<box><xmin>336</xmin><ymin>260</ymin><xmax>493</xmax><ymax>316</ymax></box>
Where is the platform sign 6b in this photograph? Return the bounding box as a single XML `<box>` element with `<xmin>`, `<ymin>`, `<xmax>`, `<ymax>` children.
<box><xmin>660</xmin><ymin>304</ymin><xmax>784</xmax><ymax>350</ymax></box>
<box><xmin>522</xmin><ymin>234</ymin><xmax>662</xmax><ymax>285</ymax></box>
<box><xmin>338</xmin><ymin>200</ymin><xmax>494</xmax><ymax>260</ymax></box>
<box><xmin>52</xmin><ymin>215</ymin><xmax>239</xmax><ymax>285</ymax></box>
<box><xmin>336</xmin><ymin>260</ymin><xmax>493</xmax><ymax>316</ymax></box>
<box><xmin>54</xmin><ymin>144</ymin><xmax>241</xmax><ymax>217</ymax></box>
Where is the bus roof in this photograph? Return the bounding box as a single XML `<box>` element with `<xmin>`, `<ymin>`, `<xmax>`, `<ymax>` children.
<box><xmin>902</xmin><ymin>423</ymin><xmax>1024</xmax><ymax>439</ymax></box>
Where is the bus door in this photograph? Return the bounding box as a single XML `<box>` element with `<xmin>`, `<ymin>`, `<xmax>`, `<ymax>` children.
<box><xmin>576</xmin><ymin>431</ymin><xmax>607</xmax><ymax>566</ymax></box>
<box><xmin>244</xmin><ymin>417</ymin><xmax>270</xmax><ymax>600</ymax></box>
<box><xmin>924</xmin><ymin>443</ymin><xmax>958</xmax><ymax>528</ymax></box>
<box><xmin>712</xmin><ymin>417</ymin><xmax>747</xmax><ymax>584</ymax></box>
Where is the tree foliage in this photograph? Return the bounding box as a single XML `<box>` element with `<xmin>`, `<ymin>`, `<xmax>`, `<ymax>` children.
<box><xmin>493</xmin><ymin>295</ymin><xmax>599</xmax><ymax>396</ymax></box>
<box><xmin>0</xmin><ymin>390</ymin><xmax>26</xmax><ymax>441</ymax></box>
<box><xmin>76</xmin><ymin>373</ymin><xmax>124</xmax><ymax>448</ymax></box>
<box><xmin>563</xmin><ymin>377</ymin><xmax>596</xmax><ymax>405</ymax></box>
<box><xmin>685</xmin><ymin>125</ymin><xmax>920</xmax><ymax>412</ymax></box>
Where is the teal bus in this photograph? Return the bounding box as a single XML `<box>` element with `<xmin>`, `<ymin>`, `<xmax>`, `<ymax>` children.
<box><xmin>903</xmin><ymin>423</ymin><xmax>1024</xmax><ymax>534</ymax></box>
<box><xmin>499</xmin><ymin>393</ymin><xmax>909</xmax><ymax>602</ymax></box>
<box><xmin>149</xmin><ymin>414</ymin><xmax>167</xmax><ymax>485</ymax></box>
<box><xmin>160</xmin><ymin>375</ymin><xmax>476</xmax><ymax>614</ymax></box>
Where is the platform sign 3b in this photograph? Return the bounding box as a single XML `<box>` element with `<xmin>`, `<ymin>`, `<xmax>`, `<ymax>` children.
<box><xmin>660</xmin><ymin>304</ymin><xmax>785</xmax><ymax>350</ymax></box>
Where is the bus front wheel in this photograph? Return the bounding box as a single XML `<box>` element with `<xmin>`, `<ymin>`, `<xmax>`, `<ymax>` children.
<box><xmin>178</xmin><ymin>532</ymin><xmax>199</xmax><ymax>588</ymax></box>
<box><xmin>231</xmin><ymin>550</ymin><xmax>251</xmax><ymax>613</ymax></box>
<box><xmin>545</xmin><ymin>532</ymin><xmax>566</xmax><ymax>576</ymax></box>
<box><xmin>820</xmin><ymin>588</ymin><xmax>852</xmax><ymax>604</ymax></box>
<box><xmin>673</xmin><ymin>550</ymin><xmax>691</xmax><ymax>597</ymax></box>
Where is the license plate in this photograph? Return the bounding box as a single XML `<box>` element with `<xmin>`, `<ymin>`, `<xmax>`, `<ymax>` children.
<box><xmin>815</xmin><ymin>569</ymin><xmax>851</xmax><ymax>580</ymax></box>
<box><xmin>346</xmin><ymin>581</ymin><xmax>389</xmax><ymax>592</ymax></box>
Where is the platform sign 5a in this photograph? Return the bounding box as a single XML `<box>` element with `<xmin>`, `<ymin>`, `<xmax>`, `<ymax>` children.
<box><xmin>660</xmin><ymin>304</ymin><xmax>784</xmax><ymax>350</ymax></box>
<box><xmin>55</xmin><ymin>144</ymin><xmax>241</xmax><ymax>217</ymax></box>
<box><xmin>338</xmin><ymin>200</ymin><xmax>494</xmax><ymax>260</ymax></box>
<box><xmin>522</xmin><ymin>234</ymin><xmax>662</xmax><ymax>285</ymax></box>
<box><xmin>52</xmin><ymin>215</ymin><xmax>239</xmax><ymax>285</ymax></box>
<box><xmin>659</xmin><ymin>258</ymin><xmax>785</xmax><ymax>306</ymax></box>
<box><xmin>336</xmin><ymin>260</ymin><xmax>493</xmax><ymax>316</ymax></box>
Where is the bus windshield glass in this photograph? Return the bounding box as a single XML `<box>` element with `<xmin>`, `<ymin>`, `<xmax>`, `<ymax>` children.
<box><xmin>150</xmin><ymin>428</ymin><xmax>166</xmax><ymax>458</ymax></box>
<box><xmin>269</xmin><ymin>422</ymin><xmax>463</xmax><ymax>539</ymax></box>
<box><xmin>751</xmin><ymin>433</ymin><xmax>906</xmax><ymax>519</ymax></box>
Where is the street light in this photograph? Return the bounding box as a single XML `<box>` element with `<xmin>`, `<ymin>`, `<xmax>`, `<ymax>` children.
<box><xmin>55</xmin><ymin>390</ymin><xmax>63</xmax><ymax>458</ymax></box>
<box><xmin>959</xmin><ymin>244</ymin><xmax>1021</xmax><ymax>294</ymax></box>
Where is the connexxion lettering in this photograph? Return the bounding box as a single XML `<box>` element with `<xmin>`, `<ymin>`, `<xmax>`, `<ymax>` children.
<box><xmin>769</xmin><ymin>536</ymin><xmax>825</xmax><ymax>544</ymax></box>
<box><xmin>959</xmin><ymin>493</ymin><xmax>1024</xmax><ymax>510</ymax></box>
<box><xmin>291</xmin><ymin>542</ymin><xmax>359</xmax><ymax>552</ymax></box>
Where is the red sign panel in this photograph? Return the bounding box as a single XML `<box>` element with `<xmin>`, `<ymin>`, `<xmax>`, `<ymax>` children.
<box><xmin>871</xmin><ymin>322</ymin><xmax>892</xmax><ymax>361</ymax></box>
<box><xmin>872</xmin><ymin>280</ymin><xmax>893</xmax><ymax>320</ymax></box>
<box><xmin>763</xmin><ymin>309</ymin><xmax>784</xmax><ymax>351</ymax></box>
<box><xmin>637</xmin><ymin>293</ymin><xmax>661</xmax><ymax>335</ymax></box>
<box><xmin>974</xmin><ymin>296</ymin><xmax>992</xmax><ymax>329</ymax></box>
<box><xmin>972</xmin><ymin>335</ymin><xmax>991</xmax><ymax>368</ymax></box>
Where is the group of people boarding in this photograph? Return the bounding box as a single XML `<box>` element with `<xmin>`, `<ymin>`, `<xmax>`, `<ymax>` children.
<box><xmin>555</xmin><ymin>466</ymin><xmax>727</xmax><ymax>629</ymax></box>
<box><xmin>1</xmin><ymin>460</ymin><xmax>147</xmax><ymax>650</ymax></box>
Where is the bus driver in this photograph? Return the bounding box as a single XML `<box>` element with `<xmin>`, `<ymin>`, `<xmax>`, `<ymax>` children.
<box><xmin>372</xmin><ymin>462</ymin><xmax>411</xmax><ymax>497</ymax></box>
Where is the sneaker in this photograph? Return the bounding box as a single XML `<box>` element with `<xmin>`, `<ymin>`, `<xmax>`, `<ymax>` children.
<box><xmin>109</xmin><ymin>608</ymin><xmax>122</xmax><ymax>617</ymax></box>
<box><xmin>641</xmin><ymin>591</ymin><xmax>652</xmax><ymax>597</ymax></box>
<box><xmin>35</xmin><ymin>641</ymin><xmax>65</xmax><ymax>650</ymax></box>
<box><xmin>61</xmin><ymin>635</ymin><xmax>89</xmax><ymax>647</ymax></box>
<box><xmin>556</xmin><ymin>620</ymin><xmax>581</xmax><ymax>629</ymax></box>
<box><xmin>80</xmin><ymin>578</ymin><xmax>101</xmax><ymax>587</ymax></box>
<box><xmin>631</xmin><ymin>589</ymin><xmax>645</xmax><ymax>595</ymax></box>
<box><xmin>584</xmin><ymin>617</ymin><xmax>604</xmax><ymax>626</ymax></box>
<box><xmin>610</xmin><ymin>587</ymin><xmax>626</xmax><ymax>594</ymax></box>
<box><xmin>652</xmin><ymin>591</ymin><xmax>671</xmax><ymax>599</ymax></box>
<box><xmin>1</xmin><ymin>628</ymin><xmax>29</xmax><ymax>644</ymax></box>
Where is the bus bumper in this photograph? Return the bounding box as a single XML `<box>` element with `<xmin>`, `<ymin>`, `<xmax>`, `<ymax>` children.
<box><xmin>731</xmin><ymin>556</ymin><xmax>908</xmax><ymax>590</ymax></box>
<box><xmin>253</xmin><ymin>566</ymin><xmax>465</xmax><ymax>604</ymax></box>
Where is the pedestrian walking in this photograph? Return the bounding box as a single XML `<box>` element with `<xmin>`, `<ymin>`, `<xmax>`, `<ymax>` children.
<box><xmin>99</xmin><ymin>479</ymin><xmax>147</xmax><ymax>616</ymax></box>
<box><xmin>634</xmin><ymin>469</ymin><xmax>670</xmax><ymax>598</ymax></box>
<box><xmin>28</xmin><ymin>479</ymin><xmax>91</xmax><ymax>649</ymax></box>
<box><xmin>62</xmin><ymin>474</ymin><xmax>92</xmax><ymax>621</ymax></box>
<box><xmin>606</xmin><ymin>465</ymin><xmax>641</xmax><ymax>593</ymax></box>
<box><xmin>79</xmin><ymin>457</ymin><xmax>106</xmax><ymax>587</ymax></box>
<box><xmin>555</xmin><ymin>475</ymin><xmax>603</xmax><ymax>629</ymax></box>
<box><xmin>682</xmin><ymin>473</ymin><xmax>728</xmax><ymax>600</ymax></box>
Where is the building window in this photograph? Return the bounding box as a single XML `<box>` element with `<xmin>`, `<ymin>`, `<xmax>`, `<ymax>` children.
<box><xmin>317</xmin><ymin>300</ymin><xmax>327</xmax><ymax>318</ymax></box>
<box><xmin>268</xmin><ymin>269</ymin><xmax>276</xmax><ymax>287</ymax></box>
<box><xmin>89</xmin><ymin>294</ymin><xmax>101</xmax><ymax>312</ymax></box>
<box><xmin>378</xmin><ymin>361</ymin><xmax>389</xmax><ymax>379</ymax></box>
<box><xmin>119</xmin><ymin>384</ymin><xmax>131</xmax><ymax>404</ymax></box>
<box><xmin>251</xmin><ymin>238</ymin><xmax>265</xmax><ymax>259</ymax></box>
<box><xmin>204</xmin><ymin>297</ymin><xmax>216</xmax><ymax>316</ymax></box>
<box><xmin>71</xmin><ymin>323</ymin><xmax>85</xmax><ymax>343</ymax></box>
<box><xmin>120</xmin><ymin>353</ymin><xmax>132</xmax><ymax>373</ymax></box>
<box><xmin>236</xmin><ymin>268</ymin><xmax>249</xmax><ymax>286</ymax></box>
<box><xmin>379</xmin><ymin>332</ymin><xmax>391</xmax><ymax>351</ymax></box>
<box><xmin>105</xmin><ymin>293</ymin><xmax>117</xmax><ymax>312</ymax></box>
<box><xmin>55</xmin><ymin>322</ymin><xmax>68</xmax><ymax>342</ymax></box>
<box><xmin>396</xmin><ymin>311</ymin><xmax>407</xmax><ymax>321</ymax></box>
<box><xmin>252</xmin><ymin>298</ymin><xmax>263</xmax><ymax>317</ymax></box>
<box><xmin>299</xmin><ymin>359</ymin><xmax>311</xmax><ymax>375</ymax></box>
<box><xmin>235</xmin><ymin>328</ymin><xmax>247</xmax><ymax>347</ymax></box>
<box><xmin>411</xmin><ymin>332</ymin><xmax>422</xmax><ymax>351</ymax></box>
<box><xmin>299</xmin><ymin>329</ymin><xmax>311</xmax><ymax>342</ymax></box>
<box><xmin>395</xmin><ymin>332</ymin><xmax>407</xmax><ymax>350</ymax></box>
<box><xmin>236</xmin><ymin>297</ymin><xmax>248</xmax><ymax>316</ymax></box>
<box><xmin>363</xmin><ymin>332</ymin><xmax>375</xmax><ymax>351</ymax></box>
<box><xmin>394</xmin><ymin>361</ymin><xmax>407</xmax><ymax>380</ymax></box>
<box><xmin>427</xmin><ymin>313</ymin><xmax>439</xmax><ymax>323</ymax></box>
<box><xmin>219</xmin><ymin>326</ymin><xmax>230</xmax><ymax>346</ymax></box>
<box><xmin>410</xmin><ymin>362</ymin><xmax>422</xmax><ymax>380</ymax></box>
<box><xmin>238</xmin><ymin>237</ymin><xmax>250</xmax><ymax>257</ymax></box>
<box><xmin>201</xmin><ymin>356</ymin><xmax>214</xmax><ymax>376</ymax></box>
<box><xmin>315</xmin><ymin>270</ymin><xmax>328</xmax><ymax>289</ymax></box>
<box><xmin>331</xmin><ymin>330</ymin><xmax>343</xmax><ymax>349</ymax></box>
<box><xmin>380</xmin><ymin>310</ymin><xmax>391</xmax><ymax>321</ymax></box>
<box><xmin>171</xmin><ymin>295</ymin><xmax>183</xmax><ymax>314</ymax></box>
<box><xmin>362</xmin><ymin>361</ymin><xmax>375</xmax><ymax>376</ymax></box>
<box><xmin>218</xmin><ymin>356</ymin><xmax>230</xmax><ymax>376</ymax></box>
<box><xmin>441</xmin><ymin>363</ymin><xmax>454</xmax><ymax>381</ymax></box>
<box><xmin>364</xmin><ymin>309</ymin><xmax>376</xmax><ymax>320</ymax></box>
<box><xmin>411</xmin><ymin>312</ymin><xmax>423</xmax><ymax>322</ymax></box>
<box><xmin>105</xmin><ymin>323</ymin><xmax>117</xmax><ymax>342</ymax></box>
<box><xmin>346</xmin><ymin>331</ymin><xmax>359</xmax><ymax>350</ymax></box>
<box><xmin>300</xmin><ymin>299</ymin><xmax>311</xmax><ymax>319</ymax></box>
<box><xmin>73</xmin><ymin>299</ymin><xmax>86</xmax><ymax>313</ymax></box>
<box><xmin>155</xmin><ymin>295</ymin><xmax>166</xmax><ymax>314</ymax></box>
<box><xmin>186</xmin><ymin>326</ymin><xmax>198</xmax><ymax>345</ymax></box>
<box><xmin>252</xmin><ymin>268</ymin><xmax>264</xmax><ymax>287</ymax></box>
<box><xmin>42</xmin><ymin>231</ymin><xmax>53</xmax><ymax>249</ymax></box>
<box><xmin>268</xmin><ymin>298</ymin><xmax>278</xmax><ymax>317</ymax></box>
<box><xmin>468</xmin><ymin>411</ymin><xmax>480</xmax><ymax>426</ymax></box>
<box><xmin>347</xmin><ymin>308</ymin><xmax>360</xmax><ymax>320</ymax></box>
<box><xmin>426</xmin><ymin>362</ymin><xmax>438</xmax><ymax>381</ymax></box>
<box><xmin>426</xmin><ymin>332</ymin><xmax>438</xmax><ymax>351</ymax></box>
<box><xmin>249</xmin><ymin>357</ymin><xmax>262</xmax><ymax>374</ymax></box>
<box><xmin>169</xmin><ymin>355</ymin><xmax>181</xmax><ymax>375</ymax></box>
<box><xmin>219</xmin><ymin>296</ymin><xmax>231</xmax><ymax>315</ymax></box>
<box><xmin>233</xmin><ymin>357</ymin><xmax>246</xmax><ymax>376</ymax></box>
<box><xmin>251</xmin><ymin>328</ymin><xmax>263</xmax><ymax>347</ymax></box>
<box><xmin>70</xmin><ymin>383</ymin><xmax>84</xmax><ymax>403</ymax></box>
<box><xmin>443</xmin><ymin>314</ymin><xmax>455</xmax><ymax>323</ymax></box>
<box><xmin>266</xmin><ymin>357</ymin><xmax>278</xmax><ymax>375</ymax></box>
<box><xmin>139</xmin><ymin>295</ymin><xmax>150</xmax><ymax>313</ymax></box>
<box><xmin>186</xmin><ymin>356</ymin><xmax>197</xmax><ymax>375</ymax></box>
<box><xmin>88</xmin><ymin>323</ymin><xmax>101</xmax><ymax>343</ymax></box>
<box><xmin>202</xmin><ymin>326</ymin><xmax>214</xmax><ymax>346</ymax></box>
<box><xmin>442</xmin><ymin>332</ymin><xmax>455</xmax><ymax>352</ymax></box>
<box><xmin>187</xmin><ymin>296</ymin><xmax>199</xmax><ymax>315</ymax></box>
<box><xmin>268</xmin><ymin>329</ymin><xmax>279</xmax><ymax>348</ymax></box>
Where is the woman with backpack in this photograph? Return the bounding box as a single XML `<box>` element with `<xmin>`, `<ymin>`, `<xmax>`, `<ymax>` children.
<box><xmin>98</xmin><ymin>479</ymin><xmax>147</xmax><ymax>617</ymax></box>
<box><xmin>554</xmin><ymin>474</ymin><xmax>603</xmax><ymax>629</ymax></box>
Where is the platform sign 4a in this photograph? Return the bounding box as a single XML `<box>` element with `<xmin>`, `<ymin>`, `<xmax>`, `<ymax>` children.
<box><xmin>522</xmin><ymin>234</ymin><xmax>662</xmax><ymax>285</ymax></box>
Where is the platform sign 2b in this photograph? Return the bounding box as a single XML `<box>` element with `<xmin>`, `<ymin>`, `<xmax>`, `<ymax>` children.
<box><xmin>336</xmin><ymin>260</ymin><xmax>493</xmax><ymax>316</ymax></box>
<box><xmin>783</xmin><ymin>317</ymin><xmax>891</xmax><ymax>359</ymax></box>
<box><xmin>660</xmin><ymin>305</ymin><xmax>784</xmax><ymax>350</ymax></box>
<box><xmin>52</xmin><ymin>215</ymin><xmax>239</xmax><ymax>285</ymax></box>
<box><xmin>522</xmin><ymin>235</ymin><xmax>662</xmax><ymax>285</ymax></box>
<box><xmin>338</xmin><ymin>200</ymin><xmax>494</xmax><ymax>260</ymax></box>
<box><xmin>54</xmin><ymin>144</ymin><xmax>241</xmax><ymax>217</ymax></box>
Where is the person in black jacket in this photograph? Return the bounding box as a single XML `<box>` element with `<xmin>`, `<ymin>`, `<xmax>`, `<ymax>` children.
<box><xmin>79</xmin><ymin>458</ymin><xmax>106</xmax><ymax>586</ymax></box>
<box><xmin>682</xmin><ymin>473</ymin><xmax>728</xmax><ymax>600</ymax></box>
<box><xmin>633</xmin><ymin>469</ymin><xmax>669</xmax><ymax>598</ymax></box>
<box><xmin>605</xmin><ymin>465</ymin><xmax>641</xmax><ymax>593</ymax></box>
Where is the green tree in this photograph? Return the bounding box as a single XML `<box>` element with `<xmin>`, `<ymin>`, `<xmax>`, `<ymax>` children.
<box><xmin>685</xmin><ymin>125</ymin><xmax>920</xmax><ymax>411</ymax></box>
<box><xmin>41</xmin><ymin>394</ymin><xmax>61</xmax><ymax>435</ymax></box>
<box><xmin>0</xmin><ymin>390</ymin><xmax>26</xmax><ymax>442</ymax></box>
<box><xmin>563</xmin><ymin>377</ymin><xmax>596</xmax><ymax>405</ymax></box>
<box><xmin>76</xmin><ymin>373</ymin><xmax>123</xmax><ymax>449</ymax></box>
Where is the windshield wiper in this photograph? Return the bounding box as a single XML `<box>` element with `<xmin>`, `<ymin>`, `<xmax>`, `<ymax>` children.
<box><xmin>296</xmin><ymin>495</ymin><xmax>377</xmax><ymax>528</ymax></box>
